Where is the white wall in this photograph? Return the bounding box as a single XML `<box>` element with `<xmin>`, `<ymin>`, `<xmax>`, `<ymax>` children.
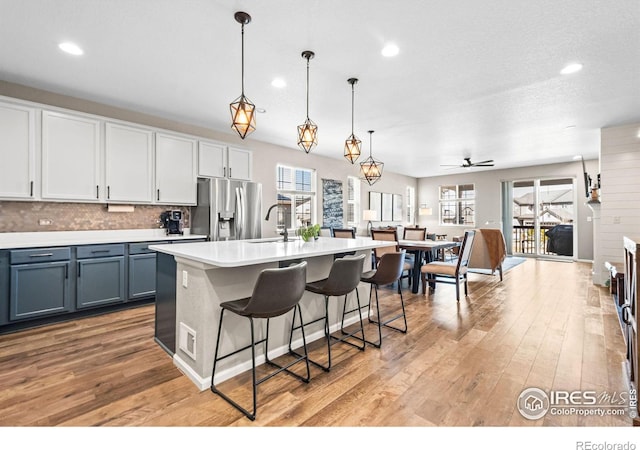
<box><xmin>0</xmin><ymin>81</ymin><xmax>418</xmax><ymax>238</ymax></box>
<box><xmin>598</xmin><ymin>122</ymin><xmax>640</xmax><ymax>283</ymax></box>
<box><xmin>416</xmin><ymin>159</ymin><xmax>599</xmax><ymax>260</ymax></box>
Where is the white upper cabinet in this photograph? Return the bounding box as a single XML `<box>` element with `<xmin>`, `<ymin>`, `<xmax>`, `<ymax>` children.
<box><xmin>198</xmin><ymin>141</ymin><xmax>226</xmax><ymax>178</ymax></box>
<box><xmin>105</xmin><ymin>122</ymin><xmax>154</xmax><ymax>203</ymax></box>
<box><xmin>155</xmin><ymin>132</ymin><xmax>197</xmax><ymax>205</ymax></box>
<box><xmin>198</xmin><ymin>141</ymin><xmax>252</xmax><ymax>180</ymax></box>
<box><xmin>227</xmin><ymin>146</ymin><xmax>252</xmax><ymax>180</ymax></box>
<box><xmin>0</xmin><ymin>102</ymin><xmax>36</xmax><ymax>199</ymax></box>
<box><xmin>41</xmin><ymin>111</ymin><xmax>101</xmax><ymax>201</ymax></box>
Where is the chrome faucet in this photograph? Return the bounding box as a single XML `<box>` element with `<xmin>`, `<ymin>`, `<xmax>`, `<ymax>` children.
<box><xmin>265</xmin><ymin>204</ymin><xmax>288</xmax><ymax>242</ymax></box>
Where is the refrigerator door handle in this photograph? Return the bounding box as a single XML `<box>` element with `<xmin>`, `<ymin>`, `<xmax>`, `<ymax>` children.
<box><xmin>236</xmin><ymin>186</ymin><xmax>244</xmax><ymax>239</ymax></box>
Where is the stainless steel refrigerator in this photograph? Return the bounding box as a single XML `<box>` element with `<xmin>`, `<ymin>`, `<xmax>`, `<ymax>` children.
<box><xmin>191</xmin><ymin>178</ymin><xmax>262</xmax><ymax>241</ymax></box>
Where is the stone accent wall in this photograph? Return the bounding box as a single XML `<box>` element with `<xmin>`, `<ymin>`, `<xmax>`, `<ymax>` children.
<box><xmin>0</xmin><ymin>201</ymin><xmax>190</xmax><ymax>233</ymax></box>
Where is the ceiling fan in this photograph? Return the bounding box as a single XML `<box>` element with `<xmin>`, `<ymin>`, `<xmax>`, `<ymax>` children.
<box><xmin>441</xmin><ymin>157</ymin><xmax>495</xmax><ymax>169</ymax></box>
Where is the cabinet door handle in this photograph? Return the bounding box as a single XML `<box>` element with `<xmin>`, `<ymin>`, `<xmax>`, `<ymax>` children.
<box><xmin>96</xmin><ymin>185</ymin><xmax>99</xmax><ymax>199</ymax></box>
<box><xmin>29</xmin><ymin>253</ymin><xmax>54</xmax><ymax>257</ymax></box>
<box><xmin>30</xmin><ymin>181</ymin><xmax>34</xmax><ymax>197</ymax></box>
<box><xmin>229</xmin><ymin>167</ymin><xmax>232</xmax><ymax>178</ymax></box>
<box><xmin>107</xmin><ymin>186</ymin><xmax>110</xmax><ymax>199</ymax></box>
<box><xmin>157</xmin><ymin>189</ymin><xmax>160</xmax><ymax>201</ymax></box>
<box><xmin>91</xmin><ymin>250</ymin><xmax>110</xmax><ymax>254</ymax></box>
<box><xmin>78</xmin><ymin>262</ymin><xmax>81</xmax><ymax>277</ymax></box>
<box><xmin>223</xmin><ymin>167</ymin><xmax>226</xmax><ymax>177</ymax></box>
<box><xmin>65</xmin><ymin>264</ymin><xmax>68</xmax><ymax>279</ymax></box>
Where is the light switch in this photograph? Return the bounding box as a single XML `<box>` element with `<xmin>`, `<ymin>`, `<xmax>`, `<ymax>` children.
<box><xmin>182</xmin><ymin>270</ymin><xmax>188</xmax><ymax>288</ymax></box>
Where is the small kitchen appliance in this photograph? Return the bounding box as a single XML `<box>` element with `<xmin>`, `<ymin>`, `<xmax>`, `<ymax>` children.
<box><xmin>160</xmin><ymin>210</ymin><xmax>184</xmax><ymax>235</ymax></box>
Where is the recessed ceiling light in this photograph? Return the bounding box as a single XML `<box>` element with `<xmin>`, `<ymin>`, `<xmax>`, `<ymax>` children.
<box><xmin>271</xmin><ymin>78</ymin><xmax>286</xmax><ymax>88</ymax></box>
<box><xmin>256</xmin><ymin>107</ymin><xmax>266</xmax><ymax>114</ymax></box>
<box><xmin>58</xmin><ymin>42</ymin><xmax>84</xmax><ymax>56</ymax></box>
<box><xmin>560</xmin><ymin>63</ymin><xmax>583</xmax><ymax>75</ymax></box>
<box><xmin>381</xmin><ymin>43</ymin><xmax>399</xmax><ymax>57</ymax></box>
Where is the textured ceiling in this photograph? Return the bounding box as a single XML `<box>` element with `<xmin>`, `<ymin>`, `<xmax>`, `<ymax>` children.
<box><xmin>1</xmin><ymin>0</ymin><xmax>639</xmax><ymax>177</ymax></box>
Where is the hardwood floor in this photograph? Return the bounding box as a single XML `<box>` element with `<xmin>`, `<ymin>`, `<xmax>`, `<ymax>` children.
<box><xmin>0</xmin><ymin>259</ymin><xmax>633</xmax><ymax>427</ymax></box>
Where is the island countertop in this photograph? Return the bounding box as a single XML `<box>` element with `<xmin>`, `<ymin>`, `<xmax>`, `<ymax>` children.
<box><xmin>149</xmin><ymin>236</ymin><xmax>394</xmax><ymax>268</ymax></box>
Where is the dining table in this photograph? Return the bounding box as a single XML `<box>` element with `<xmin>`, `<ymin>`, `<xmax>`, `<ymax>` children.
<box><xmin>397</xmin><ymin>239</ymin><xmax>461</xmax><ymax>294</ymax></box>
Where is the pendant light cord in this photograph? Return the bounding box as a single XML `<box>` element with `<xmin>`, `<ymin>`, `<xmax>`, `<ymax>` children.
<box><xmin>369</xmin><ymin>131</ymin><xmax>374</xmax><ymax>157</ymax></box>
<box><xmin>305</xmin><ymin>57</ymin><xmax>310</xmax><ymax>119</ymax></box>
<box><xmin>240</xmin><ymin>23</ymin><xmax>245</xmax><ymax>95</ymax></box>
<box><xmin>351</xmin><ymin>83</ymin><xmax>355</xmax><ymax>133</ymax></box>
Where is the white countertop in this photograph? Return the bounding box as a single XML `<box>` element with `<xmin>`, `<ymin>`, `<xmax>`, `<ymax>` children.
<box><xmin>150</xmin><ymin>236</ymin><xmax>394</xmax><ymax>268</ymax></box>
<box><xmin>0</xmin><ymin>229</ymin><xmax>208</xmax><ymax>249</ymax></box>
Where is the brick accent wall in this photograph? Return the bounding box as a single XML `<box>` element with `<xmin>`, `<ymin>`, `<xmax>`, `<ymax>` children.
<box><xmin>0</xmin><ymin>201</ymin><xmax>190</xmax><ymax>233</ymax></box>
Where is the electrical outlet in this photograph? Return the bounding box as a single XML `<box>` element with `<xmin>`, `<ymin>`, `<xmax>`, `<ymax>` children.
<box><xmin>182</xmin><ymin>270</ymin><xmax>188</xmax><ymax>288</ymax></box>
<box><xmin>38</xmin><ymin>219</ymin><xmax>52</xmax><ymax>226</ymax></box>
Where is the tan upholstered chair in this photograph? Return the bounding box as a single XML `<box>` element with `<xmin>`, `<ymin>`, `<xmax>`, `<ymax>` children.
<box><xmin>403</xmin><ymin>227</ymin><xmax>426</xmax><ymax>240</ymax></box>
<box><xmin>420</xmin><ymin>230</ymin><xmax>476</xmax><ymax>301</ymax></box>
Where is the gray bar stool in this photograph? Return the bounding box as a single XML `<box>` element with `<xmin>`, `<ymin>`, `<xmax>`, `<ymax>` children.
<box><xmin>360</xmin><ymin>251</ymin><xmax>408</xmax><ymax>348</ymax></box>
<box><xmin>289</xmin><ymin>254</ymin><xmax>366</xmax><ymax>371</ymax></box>
<box><xmin>210</xmin><ymin>261</ymin><xmax>309</xmax><ymax>421</ymax></box>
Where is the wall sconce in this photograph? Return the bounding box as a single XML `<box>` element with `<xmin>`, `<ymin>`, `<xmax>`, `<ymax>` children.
<box><xmin>363</xmin><ymin>209</ymin><xmax>377</xmax><ymax>236</ymax></box>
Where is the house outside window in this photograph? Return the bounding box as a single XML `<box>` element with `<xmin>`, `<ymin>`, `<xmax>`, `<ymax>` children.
<box><xmin>346</xmin><ymin>176</ymin><xmax>360</xmax><ymax>227</ymax></box>
<box><xmin>439</xmin><ymin>184</ymin><xmax>475</xmax><ymax>226</ymax></box>
<box><xmin>276</xmin><ymin>164</ymin><xmax>316</xmax><ymax>230</ymax></box>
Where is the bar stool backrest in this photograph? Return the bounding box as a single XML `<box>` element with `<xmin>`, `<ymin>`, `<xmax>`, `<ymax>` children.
<box><xmin>244</xmin><ymin>261</ymin><xmax>308</xmax><ymax>318</ymax></box>
<box><xmin>370</xmin><ymin>252</ymin><xmax>406</xmax><ymax>285</ymax></box>
<box><xmin>319</xmin><ymin>254</ymin><xmax>365</xmax><ymax>296</ymax></box>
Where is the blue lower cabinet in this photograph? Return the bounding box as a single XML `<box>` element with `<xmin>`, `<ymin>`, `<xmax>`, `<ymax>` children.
<box><xmin>77</xmin><ymin>246</ymin><xmax>126</xmax><ymax>309</ymax></box>
<box><xmin>10</xmin><ymin>261</ymin><xmax>71</xmax><ymax>320</ymax></box>
<box><xmin>128</xmin><ymin>253</ymin><xmax>156</xmax><ymax>299</ymax></box>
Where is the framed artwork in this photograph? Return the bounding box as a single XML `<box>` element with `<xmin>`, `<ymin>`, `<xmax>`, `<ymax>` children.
<box><xmin>392</xmin><ymin>194</ymin><xmax>403</xmax><ymax>221</ymax></box>
<box><xmin>369</xmin><ymin>191</ymin><xmax>382</xmax><ymax>220</ymax></box>
<box><xmin>381</xmin><ymin>193</ymin><xmax>393</xmax><ymax>221</ymax></box>
<box><xmin>322</xmin><ymin>179</ymin><xmax>343</xmax><ymax>228</ymax></box>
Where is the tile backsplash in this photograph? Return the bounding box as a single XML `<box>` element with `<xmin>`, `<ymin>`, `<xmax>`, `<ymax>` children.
<box><xmin>0</xmin><ymin>201</ymin><xmax>190</xmax><ymax>233</ymax></box>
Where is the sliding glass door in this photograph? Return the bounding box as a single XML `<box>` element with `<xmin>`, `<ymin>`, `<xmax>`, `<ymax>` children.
<box><xmin>503</xmin><ymin>177</ymin><xmax>576</xmax><ymax>259</ymax></box>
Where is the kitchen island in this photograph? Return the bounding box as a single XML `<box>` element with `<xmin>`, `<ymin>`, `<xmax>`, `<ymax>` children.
<box><xmin>150</xmin><ymin>236</ymin><xmax>394</xmax><ymax>390</ymax></box>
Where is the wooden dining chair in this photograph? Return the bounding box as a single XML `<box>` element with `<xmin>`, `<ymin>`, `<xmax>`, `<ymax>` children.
<box><xmin>403</xmin><ymin>227</ymin><xmax>426</xmax><ymax>240</ymax></box>
<box><xmin>420</xmin><ymin>230</ymin><xmax>476</xmax><ymax>301</ymax></box>
<box><xmin>332</xmin><ymin>228</ymin><xmax>356</xmax><ymax>238</ymax></box>
<box><xmin>371</xmin><ymin>229</ymin><xmax>412</xmax><ymax>287</ymax></box>
<box><xmin>331</xmin><ymin>227</ymin><xmax>356</xmax><ymax>258</ymax></box>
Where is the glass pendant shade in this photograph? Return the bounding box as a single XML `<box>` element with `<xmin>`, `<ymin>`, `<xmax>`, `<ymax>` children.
<box><xmin>298</xmin><ymin>51</ymin><xmax>317</xmax><ymax>153</ymax></box>
<box><xmin>230</xmin><ymin>11</ymin><xmax>255</xmax><ymax>140</ymax></box>
<box><xmin>344</xmin><ymin>78</ymin><xmax>361</xmax><ymax>163</ymax></box>
<box><xmin>360</xmin><ymin>130</ymin><xmax>384</xmax><ymax>185</ymax></box>
<box><xmin>297</xmin><ymin>117</ymin><xmax>318</xmax><ymax>153</ymax></box>
<box><xmin>230</xmin><ymin>94</ymin><xmax>256</xmax><ymax>139</ymax></box>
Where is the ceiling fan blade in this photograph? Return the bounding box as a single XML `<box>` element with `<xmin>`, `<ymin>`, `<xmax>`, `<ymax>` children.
<box><xmin>471</xmin><ymin>160</ymin><xmax>494</xmax><ymax>165</ymax></box>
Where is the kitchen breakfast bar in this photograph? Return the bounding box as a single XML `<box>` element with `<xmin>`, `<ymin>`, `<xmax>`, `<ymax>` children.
<box><xmin>149</xmin><ymin>237</ymin><xmax>394</xmax><ymax>390</ymax></box>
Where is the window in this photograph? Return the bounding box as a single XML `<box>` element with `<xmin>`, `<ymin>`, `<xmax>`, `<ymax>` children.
<box><xmin>346</xmin><ymin>176</ymin><xmax>360</xmax><ymax>226</ymax></box>
<box><xmin>439</xmin><ymin>184</ymin><xmax>475</xmax><ymax>226</ymax></box>
<box><xmin>276</xmin><ymin>164</ymin><xmax>316</xmax><ymax>230</ymax></box>
<box><xmin>406</xmin><ymin>186</ymin><xmax>415</xmax><ymax>224</ymax></box>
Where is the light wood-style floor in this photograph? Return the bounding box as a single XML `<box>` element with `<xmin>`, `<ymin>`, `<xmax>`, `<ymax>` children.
<box><xmin>0</xmin><ymin>259</ymin><xmax>632</xmax><ymax>427</ymax></box>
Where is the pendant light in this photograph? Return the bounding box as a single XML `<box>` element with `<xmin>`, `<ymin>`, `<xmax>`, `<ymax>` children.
<box><xmin>344</xmin><ymin>78</ymin><xmax>361</xmax><ymax>164</ymax></box>
<box><xmin>229</xmin><ymin>11</ymin><xmax>256</xmax><ymax>139</ymax></box>
<box><xmin>297</xmin><ymin>50</ymin><xmax>318</xmax><ymax>153</ymax></box>
<box><xmin>360</xmin><ymin>130</ymin><xmax>384</xmax><ymax>185</ymax></box>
